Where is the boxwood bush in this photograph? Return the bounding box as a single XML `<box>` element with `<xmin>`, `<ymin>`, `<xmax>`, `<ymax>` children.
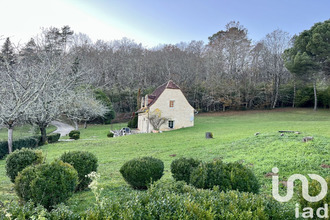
<box><xmin>69</xmin><ymin>130</ymin><xmax>80</xmax><ymax>140</ymax></box>
<box><xmin>15</xmin><ymin>160</ymin><xmax>78</xmax><ymax>210</ymax></box>
<box><xmin>47</xmin><ymin>133</ymin><xmax>61</xmax><ymax>143</ymax></box>
<box><xmin>190</xmin><ymin>159</ymin><xmax>260</xmax><ymax>193</ymax></box>
<box><xmin>120</xmin><ymin>157</ymin><xmax>164</xmax><ymax>189</ymax></box>
<box><xmin>60</xmin><ymin>151</ymin><xmax>98</xmax><ymax>191</ymax></box>
<box><xmin>170</xmin><ymin>157</ymin><xmax>201</xmax><ymax>184</ymax></box>
<box><xmin>226</xmin><ymin>162</ymin><xmax>260</xmax><ymax>194</ymax></box>
<box><xmin>107</xmin><ymin>132</ymin><xmax>114</xmax><ymax>138</ymax></box>
<box><xmin>6</xmin><ymin>148</ymin><xmax>44</xmax><ymax>183</ymax></box>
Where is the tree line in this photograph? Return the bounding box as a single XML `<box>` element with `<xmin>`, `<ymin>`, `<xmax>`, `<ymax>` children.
<box><xmin>1</xmin><ymin>20</ymin><xmax>329</xmax><ymax>127</ymax></box>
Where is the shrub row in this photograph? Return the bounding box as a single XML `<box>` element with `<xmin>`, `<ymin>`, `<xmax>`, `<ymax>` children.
<box><xmin>0</xmin><ymin>133</ymin><xmax>61</xmax><ymax>159</ymax></box>
<box><xmin>0</xmin><ymin>181</ymin><xmax>295</xmax><ymax>219</ymax></box>
<box><xmin>171</xmin><ymin>158</ymin><xmax>260</xmax><ymax>194</ymax></box>
<box><xmin>0</xmin><ymin>137</ymin><xmax>39</xmax><ymax>159</ymax></box>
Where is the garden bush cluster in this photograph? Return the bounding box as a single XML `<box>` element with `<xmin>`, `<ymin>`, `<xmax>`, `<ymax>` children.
<box><xmin>171</xmin><ymin>157</ymin><xmax>260</xmax><ymax>193</ymax></box>
<box><xmin>15</xmin><ymin>160</ymin><xmax>78</xmax><ymax>210</ymax></box>
<box><xmin>5</xmin><ymin>148</ymin><xmax>98</xmax><ymax>210</ymax></box>
<box><xmin>0</xmin><ymin>180</ymin><xmax>295</xmax><ymax>219</ymax></box>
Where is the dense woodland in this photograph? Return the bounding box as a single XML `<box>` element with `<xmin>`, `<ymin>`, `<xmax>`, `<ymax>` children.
<box><xmin>1</xmin><ymin>20</ymin><xmax>329</xmax><ymax>115</ymax></box>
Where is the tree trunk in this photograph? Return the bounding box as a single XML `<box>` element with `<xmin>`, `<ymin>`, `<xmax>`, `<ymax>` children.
<box><xmin>84</xmin><ymin>121</ymin><xmax>87</xmax><ymax>129</ymax></box>
<box><xmin>8</xmin><ymin>126</ymin><xmax>13</xmax><ymax>153</ymax></box>
<box><xmin>40</xmin><ymin>125</ymin><xmax>47</xmax><ymax>145</ymax></box>
<box><xmin>74</xmin><ymin>120</ymin><xmax>79</xmax><ymax>130</ymax></box>
<box><xmin>272</xmin><ymin>74</ymin><xmax>279</xmax><ymax>109</ymax></box>
<box><xmin>292</xmin><ymin>81</ymin><xmax>296</xmax><ymax>108</ymax></box>
<box><xmin>313</xmin><ymin>79</ymin><xmax>317</xmax><ymax>111</ymax></box>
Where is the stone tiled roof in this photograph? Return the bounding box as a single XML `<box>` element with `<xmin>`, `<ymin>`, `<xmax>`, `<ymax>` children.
<box><xmin>137</xmin><ymin>80</ymin><xmax>180</xmax><ymax>113</ymax></box>
<box><xmin>147</xmin><ymin>80</ymin><xmax>180</xmax><ymax>107</ymax></box>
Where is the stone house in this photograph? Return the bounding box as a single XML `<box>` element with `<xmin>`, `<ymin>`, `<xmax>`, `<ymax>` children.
<box><xmin>137</xmin><ymin>80</ymin><xmax>195</xmax><ymax>133</ymax></box>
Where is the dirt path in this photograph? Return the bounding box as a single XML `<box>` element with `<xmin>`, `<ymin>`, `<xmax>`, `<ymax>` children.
<box><xmin>51</xmin><ymin>121</ymin><xmax>74</xmax><ymax>137</ymax></box>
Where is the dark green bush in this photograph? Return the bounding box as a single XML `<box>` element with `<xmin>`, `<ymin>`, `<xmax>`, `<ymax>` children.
<box><xmin>15</xmin><ymin>160</ymin><xmax>78</xmax><ymax>210</ymax></box>
<box><xmin>127</xmin><ymin>115</ymin><xmax>138</xmax><ymax>128</ymax></box>
<box><xmin>120</xmin><ymin>157</ymin><xmax>164</xmax><ymax>189</ymax></box>
<box><xmin>60</xmin><ymin>151</ymin><xmax>98</xmax><ymax>191</ymax></box>
<box><xmin>71</xmin><ymin>133</ymin><xmax>80</xmax><ymax>140</ymax></box>
<box><xmin>170</xmin><ymin>157</ymin><xmax>201</xmax><ymax>184</ymax></box>
<box><xmin>0</xmin><ymin>136</ymin><xmax>40</xmax><ymax>159</ymax></box>
<box><xmin>190</xmin><ymin>160</ymin><xmax>260</xmax><ymax>193</ymax></box>
<box><xmin>226</xmin><ymin>162</ymin><xmax>260</xmax><ymax>194</ymax></box>
<box><xmin>190</xmin><ymin>160</ymin><xmax>231</xmax><ymax>190</ymax></box>
<box><xmin>47</xmin><ymin>133</ymin><xmax>61</xmax><ymax>143</ymax></box>
<box><xmin>83</xmin><ymin>181</ymin><xmax>294</xmax><ymax>219</ymax></box>
<box><xmin>6</xmin><ymin>148</ymin><xmax>44</xmax><ymax>183</ymax></box>
<box><xmin>69</xmin><ymin>130</ymin><xmax>80</xmax><ymax>139</ymax></box>
<box><xmin>107</xmin><ymin>132</ymin><xmax>114</xmax><ymax>138</ymax></box>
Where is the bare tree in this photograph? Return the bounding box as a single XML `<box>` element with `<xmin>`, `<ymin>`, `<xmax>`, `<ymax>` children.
<box><xmin>64</xmin><ymin>90</ymin><xmax>109</xmax><ymax>130</ymax></box>
<box><xmin>0</xmin><ymin>57</ymin><xmax>49</xmax><ymax>152</ymax></box>
<box><xmin>262</xmin><ymin>29</ymin><xmax>291</xmax><ymax>108</ymax></box>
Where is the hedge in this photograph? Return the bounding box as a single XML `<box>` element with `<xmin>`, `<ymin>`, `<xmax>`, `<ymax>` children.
<box><xmin>0</xmin><ymin>137</ymin><xmax>39</xmax><ymax>159</ymax></box>
<box><xmin>0</xmin><ymin>133</ymin><xmax>61</xmax><ymax>159</ymax></box>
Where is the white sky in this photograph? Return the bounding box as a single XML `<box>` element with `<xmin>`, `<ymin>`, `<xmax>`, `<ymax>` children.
<box><xmin>1</xmin><ymin>0</ymin><xmax>329</xmax><ymax>48</ymax></box>
<box><xmin>0</xmin><ymin>0</ymin><xmax>156</xmax><ymax>47</ymax></box>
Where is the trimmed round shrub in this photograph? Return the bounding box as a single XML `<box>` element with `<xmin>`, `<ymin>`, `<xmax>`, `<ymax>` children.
<box><xmin>69</xmin><ymin>130</ymin><xmax>80</xmax><ymax>140</ymax></box>
<box><xmin>6</xmin><ymin>148</ymin><xmax>44</xmax><ymax>183</ymax></box>
<box><xmin>107</xmin><ymin>132</ymin><xmax>114</xmax><ymax>138</ymax></box>
<box><xmin>170</xmin><ymin>157</ymin><xmax>201</xmax><ymax>184</ymax></box>
<box><xmin>120</xmin><ymin>157</ymin><xmax>164</xmax><ymax>189</ymax></box>
<box><xmin>15</xmin><ymin>160</ymin><xmax>78</xmax><ymax>210</ymax></box>
<box><xmin>226</xmin><ymin>162</ymin><xmax>260</xmax><ymax>194</ymax></box>
<box><xmin>190</xmin><ymin>160</ymin><xmax>231</xmax><ymax>190</ymax></box>
<box><xmin>60</xmin><ymin>151</ymin><xmax>98</xmax><ymax>191</ymax></box>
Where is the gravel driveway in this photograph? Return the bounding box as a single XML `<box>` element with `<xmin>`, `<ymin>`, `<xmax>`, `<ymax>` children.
<box><xmin>51</xmin><ymin>121</ymin><xmax>74</xmax><ymax>137</ymax></box>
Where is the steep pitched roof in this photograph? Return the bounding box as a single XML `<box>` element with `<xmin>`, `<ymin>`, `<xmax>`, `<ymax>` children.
<box><xmin>147</xmin><ymin>80</ymin><xmax>180</xmax><ymax>107</ymax></box>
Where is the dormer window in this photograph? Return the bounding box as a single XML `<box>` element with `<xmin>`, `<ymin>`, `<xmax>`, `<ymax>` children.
<box><xmin>169</xmin><ymin>100</ymin><xmax>175</xmax><ymax>108</ymax></box>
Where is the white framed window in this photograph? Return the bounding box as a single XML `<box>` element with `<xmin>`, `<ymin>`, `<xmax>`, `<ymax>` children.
<box><xmin>168</xmin><ymin>120</ymin><xmax>174</xmax><ymax>129</ymax></box>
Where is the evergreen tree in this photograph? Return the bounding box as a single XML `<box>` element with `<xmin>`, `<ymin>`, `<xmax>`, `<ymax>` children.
<box><xmin>0</xmin><ymin>37</ymin><xmax>16</xmax><ymax>66</ymax></box>
<box><xmin>284</xmin><ymin>19</ymin><xmax>330</xmax><ymax>110</ymax></box>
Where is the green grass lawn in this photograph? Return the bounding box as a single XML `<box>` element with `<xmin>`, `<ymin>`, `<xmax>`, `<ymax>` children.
<box><xmin>0</xmin><ymin>108</ymin><xmax>329</xmax><ymax>213</ymax></box>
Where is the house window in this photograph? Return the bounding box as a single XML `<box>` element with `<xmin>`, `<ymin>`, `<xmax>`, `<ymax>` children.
<box><xmin>169</xmin><ymin>100</ymin><xmax>175</xmax><ymax>108</ymax></box>
<box><xmin>168</xmin><ymin>120</ymin><xmax>174</xmax><ymax>129</ymax></box>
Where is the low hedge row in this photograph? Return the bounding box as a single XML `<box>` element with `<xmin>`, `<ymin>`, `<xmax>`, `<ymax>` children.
<box><xmin>0</xmin><ymin>180</ymin><xmax>294</xmax><ymax>219</ymax></box>
<box><xmin>0</xmin><ymin>137</ymin><xmax>39</xmax><ymax>159</ymax></box>
<box><xmin>171</xmin><ymin>158</ymin><xmax>260</xmax><ymax>194</ymax></box>
<box><xmin>0</xmin><ymin>133</ymin><xmax>61</xmax><ymax>159</ymax></box>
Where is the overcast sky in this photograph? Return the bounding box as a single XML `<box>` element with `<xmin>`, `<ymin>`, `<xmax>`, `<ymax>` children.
<box><xmin>1</xmin><ymin>0</ymin><xmax>329</xmax><ymax>48</ymax></box>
